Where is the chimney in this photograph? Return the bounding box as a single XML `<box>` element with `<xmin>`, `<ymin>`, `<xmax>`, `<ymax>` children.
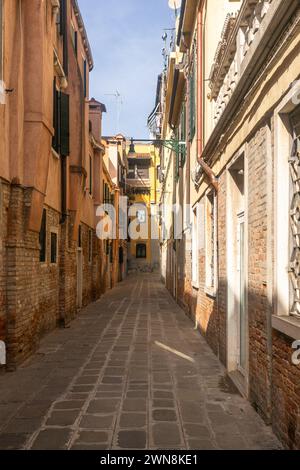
<box><xmin>89</xmin><ymin>98</ymin><xmax>107</xmax><ymax>141</ymax></box>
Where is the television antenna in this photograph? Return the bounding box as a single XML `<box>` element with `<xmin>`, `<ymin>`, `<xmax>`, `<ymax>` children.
<box><xmin>105</xmin><ymin>90</ymin><xmax>123</xmax><ymax>132</ymax></box>
<box><xmin>168</xmin><ymin>0</ymin><xmax>181</xmax><ymax>17</ymax></box>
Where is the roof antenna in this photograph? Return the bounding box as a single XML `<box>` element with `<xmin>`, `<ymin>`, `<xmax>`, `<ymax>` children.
<box><xmin>168</xmin><ymin>0</ymin><xmax>181</xmax><ymax>18</ymax></box>
<box><xmin>105</xmin><ymin>90</ymin><xmax>123</xmax><ymax>133</ymax></box>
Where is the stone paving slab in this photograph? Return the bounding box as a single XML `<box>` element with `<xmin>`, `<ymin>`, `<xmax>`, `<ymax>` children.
<box><xmin>0</xmin><ymin>274</ymin><xmax>282</xmax><ymax>450</ymax></box>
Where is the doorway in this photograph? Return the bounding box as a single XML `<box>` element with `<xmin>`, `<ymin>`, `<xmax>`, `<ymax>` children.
<box><xmin>227</xmin><ymin>150</ymin><xmax>248</xmax><ymax>394</ymax></box>
<box><xmin>237</xmin><ymin>212</ymin><xmax>246</xmax><ymax>374</ymax></box>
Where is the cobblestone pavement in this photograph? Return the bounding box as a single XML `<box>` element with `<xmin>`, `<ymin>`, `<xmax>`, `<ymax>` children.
<box><xmin>0</xmin><ymin>274</ymin><xmax>282</xmax><ymax>450</ymax></box>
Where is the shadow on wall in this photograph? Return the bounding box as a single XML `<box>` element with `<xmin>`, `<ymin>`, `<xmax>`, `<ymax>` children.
<box><xmin>163</xmin><ymin>244</ymin><xmax>300</xmax><ymax>449</ymax></box>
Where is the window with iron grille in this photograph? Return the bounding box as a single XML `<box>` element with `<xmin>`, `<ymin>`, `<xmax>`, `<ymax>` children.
<box><xmin>103</xmin><ymin>183</ymin><xmax>111</xmax><ymax>205</ymax></box>
<box><xmin>289</xmin><ymin>107</ymin><xmax>300</xmax><ymax>318</ymax></box>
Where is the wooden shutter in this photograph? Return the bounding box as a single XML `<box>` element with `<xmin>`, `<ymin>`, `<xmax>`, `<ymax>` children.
<box><xmin>189</xmin><ymin>51</ymin><xmax>196</xmax><ymax>141</ymax></box>
<box><xmin>60</xmin><ymin>92</ymin><xmax>70</xmax><ymax>156</ymax></box>
<box><xmin>52</xmin><ymin>79</ymin><xmax>60</xmax><ymax>152</ymax></box>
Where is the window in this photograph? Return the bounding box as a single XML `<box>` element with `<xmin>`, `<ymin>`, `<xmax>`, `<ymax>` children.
<box><xmin>289</xmin><ymin>108</ymin><xmax>300</xmax><ymax>318</ymax></box>
<box><xmin>205</xmin><ymin>190</ymin><xmax>217</xmax><ymax>294</ymax></box>
<box><xmin>103</xmin><ymin>183</ymin><xmax>110</xmax><ymax>204</ymax></box>
<box><xmin>88</xmin><ymin>230</ymin><xmax>93</xmax><ymax>263</ymax></box>
<box><xmin>39</xmin><ymin>209</ymin><xmax>47</xmax><ymax>263</ymax></box>
<box><xmin>136</xmin><ymin>243</ymin><xmax>147</xmax><ymax>259</ymax></box>
<box><xmin>50</xmin><ymin>232</ymin><xmax>58</xmax><ymax>264</ymax></box>
<box><xmin>128</xmin><ymin>160</ymin><xmax>150</xmax><ymax>180</ymax></box>
<box><xmin>52</xmin><ymin>79</ymin><xmax>70</xmax><ymax>156</ymax></box>
<box><xmin>136</xmin><ymin>161</ymin><xmax>150</xmax><ymax>180</ymax></box>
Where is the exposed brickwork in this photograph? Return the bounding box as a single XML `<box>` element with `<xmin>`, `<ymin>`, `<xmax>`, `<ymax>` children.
<box><xmin>247</xmin><ymin>127</ymin><xmax>272</xmax><ymax>421</ymax></box>
<box><xmin>0</xmin><ymin>181</ymin><xmax>9</xmax><ymax>345</ymax></box>
<box><xmin>165</xmin><ymin>125</ymin><xmax>300</xmax><ymax>449</ymax></box>
<box><xmin>272</xmin><ymin>330</ymin><xmax>300</xmax><ymax>449</ymax></box>
<box><xmin>0</xmin><ymin>183</ymin><xmax>117</xmax><ymax>368</ymax></box>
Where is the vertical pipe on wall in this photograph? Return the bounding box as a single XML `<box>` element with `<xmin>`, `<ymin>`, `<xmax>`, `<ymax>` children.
<box><xmin>197</xmin><ymin>4</ymin><xmax>203</xmax><ymax>158</ymax></box>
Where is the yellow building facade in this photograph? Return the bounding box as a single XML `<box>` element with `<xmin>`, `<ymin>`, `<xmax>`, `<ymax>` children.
<box><xmin>126</xmin><ymin>143</ymin><xmax>160</xmax><ymax>272</ymax></box>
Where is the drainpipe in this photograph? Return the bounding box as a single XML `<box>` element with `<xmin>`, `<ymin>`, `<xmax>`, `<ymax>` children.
<box><xmin>197</xmin><ymin>0</ymin><xmax>218</xmax><ymax>192</ymax></box>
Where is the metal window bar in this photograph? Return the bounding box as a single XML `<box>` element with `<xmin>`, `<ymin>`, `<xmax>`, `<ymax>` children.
<box><xmin>289</xmin><ymin>134</ymin><xmax>300</xmax><ymax>318</ymax></box>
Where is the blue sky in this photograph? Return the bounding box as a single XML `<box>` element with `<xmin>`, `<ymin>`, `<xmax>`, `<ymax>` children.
<box><xmin>78</xmin><ymin>0</ymin><xmax>175</xmax><ymax>138</ymax></box>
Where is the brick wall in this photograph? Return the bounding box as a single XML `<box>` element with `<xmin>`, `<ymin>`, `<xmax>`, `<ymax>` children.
<box><xmin>247</xmin><ymin>127</ymin><xmax>272</xmax><ymax>421</ymax></box>
<box><xmin>0</xmin><ymin>182</ymin><xmax>115</xmax><ymax>368</ymax></box>
<box><xmin>0</xmin><ymin>181</ymin><xmax>9</xmax><ymax>346</ymax></box>
<box><xmin>272</xmin><ymin>330</ymin><xmax>300</xmax><ymax>449</ymax></box>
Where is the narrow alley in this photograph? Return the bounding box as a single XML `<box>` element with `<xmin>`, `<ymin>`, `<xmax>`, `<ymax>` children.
<box><xmin>0</xmin><ymin>274</ymin><xmax>281</xmax><ymax>451</ymax></box>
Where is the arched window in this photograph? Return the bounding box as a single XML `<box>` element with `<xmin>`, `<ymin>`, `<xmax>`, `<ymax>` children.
<box><xmin>136</xmin><ymin>244</ymin><xmax>147</xmax><ymax>259</ymax></box>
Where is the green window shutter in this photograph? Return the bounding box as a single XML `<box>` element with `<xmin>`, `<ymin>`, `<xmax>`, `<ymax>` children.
<box><xmin>180</xmin><ymin>104</ymin><xmax>187</xmax><ymax>167</ymax></box>
<box><xmin>189</xmin><ymin>59</ymin><xmax>196</xmax><ymax>141</ymax></box>
<box><xmin>60</xmin><ymin>92</ymin><xmax>70</xmax><ymax>156</ymax></box>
